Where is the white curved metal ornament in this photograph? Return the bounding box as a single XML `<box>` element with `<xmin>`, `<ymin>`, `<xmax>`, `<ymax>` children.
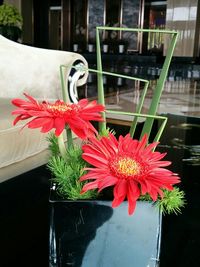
<box><xmin>68</xmin><ymin>63</ymin><xmax>86</xmax><ymax>103</ymax></box>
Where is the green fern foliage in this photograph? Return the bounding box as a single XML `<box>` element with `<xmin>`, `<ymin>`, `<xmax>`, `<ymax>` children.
<box><xmin>139</xmin><ymin>187</ymin><xmax>185</xmax><ymax>215</ymax></box>
<box><xmin>47</xmin><ymin>134</ymin><xmax>60</xmax><ymax>156</ymax></box>
<box><xmin>47</xmin><ymin>136</ymin><xmax>98</xmax><ymax>200</ymax></box>
<box><xmin>155</xmin><ymin>187</ymin><xmax>186</xmax><ymax>215</ymax></box>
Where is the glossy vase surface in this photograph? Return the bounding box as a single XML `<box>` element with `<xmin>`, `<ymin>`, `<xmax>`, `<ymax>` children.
<box><xmin>49</xmin><ymin>187</ymin><xmax>162</xmax><ymax>267</ymax></box>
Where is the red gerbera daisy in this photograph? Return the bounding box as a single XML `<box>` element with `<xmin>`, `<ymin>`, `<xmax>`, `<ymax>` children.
<box><xmin>12</xmin><ymin>93</ymin><xmax>105</xmax><ymax>139</ymax></box>
<box><xmin>80</xmin><ymin>133</ymin><xmax>180</xmax><ymax>215</ymax></box>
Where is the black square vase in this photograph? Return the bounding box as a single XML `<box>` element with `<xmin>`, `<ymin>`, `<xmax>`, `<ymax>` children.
<box><xmin>49</xmin><ymin>187</ymin><xmax>162</xmax><ymax>267</ymax></box>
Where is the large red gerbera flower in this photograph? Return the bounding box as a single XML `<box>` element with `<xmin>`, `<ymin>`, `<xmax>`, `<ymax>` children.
<box><xmin>12</xmin><ymin>93</ymin><xmax>104</xmax><ymax>138</ymax></box>
<box><xmin>80</xmin><ymin>133</ymin><xmax>180</xmax><ymax>215</ymax></box>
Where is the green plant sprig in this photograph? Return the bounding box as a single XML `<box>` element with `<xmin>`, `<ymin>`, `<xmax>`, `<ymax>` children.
<box><xmin>47</xmin><ymin>136</ymin><xmax>98</xmax><ymax>200</ymax></box>
<box><xmin>139</xmin><ymin>187</ymin><xmax>185</xmax><ymax>215</ymax></box>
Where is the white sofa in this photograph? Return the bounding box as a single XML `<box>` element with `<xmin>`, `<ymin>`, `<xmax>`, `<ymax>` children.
<box><xmin>0</xmin><ymin>35</ymin><xmax>88</xmax><ymax>182</ymax></box>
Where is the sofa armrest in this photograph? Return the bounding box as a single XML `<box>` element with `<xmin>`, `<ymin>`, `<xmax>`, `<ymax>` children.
<box><xmin>0</xmin><ymin>35</ymin><xmax>88</xmax><ymax>182</ymax></box>
<box><xmin>0</xmin><ymin>34</ymin><xmax>88</xmax><ymax>100</ymax></box>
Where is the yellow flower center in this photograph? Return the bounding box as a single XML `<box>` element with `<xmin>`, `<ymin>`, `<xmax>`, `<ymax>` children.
<box><xmin>110</xmin><ymin>156</ymin><xmax>141</xmax><ymax>179</ymax></box>
<box><xmin>47</xmin><ymin>103</ymin><xmax>72</xmax><ymax>113</ymax></box>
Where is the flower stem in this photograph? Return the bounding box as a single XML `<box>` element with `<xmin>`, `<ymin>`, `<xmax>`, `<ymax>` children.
<box><xmin>57</xmin><ymin>133</ymin><xmax>67</xmax><ymax>160</ymax></box>
<box><xmin>66</xmin><ymin>127</ymin><xmax>74</xmax><ymax>150</ymax></box>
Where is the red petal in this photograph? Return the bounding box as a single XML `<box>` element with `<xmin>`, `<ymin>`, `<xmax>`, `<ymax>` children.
<box><xmin>113</xmin><ymin>180</ymin><xmax>127</xmax><ymax>198</ymax></box>
<box><xmin>41</xmin><ymin>119</ymin><xmax>54</xmax><ymax>133</ymax></box>
<box><xmin>82</xmin><ymin>145</ymin><xmax>107</xmax><ymax>159</ymax></box>
<box><xmin>12</xmin><ymin>99</ymin><xmax>29</xmax><ymax>107</ymax></box>
<box><xmin>13</xmin><ymin>114</ymin><xmax>30</xmax><ymax>125</ymax></box>
<box><xmin>127</xmin><ymin>199</ymin><xmax>137</xmax><ymax>215</ymax></box>
<box><xmin>84</xmin><ymin>137</ymin><xmax>114</xmax><ymax>159</ymax></box>
<box><xmin>82</xmin><ymin>153</ymin><xmax>108</xmax><ymax>168</ymax></box>
<box><xmin>54</xmin><ymin>118</ymin><xmax>65</xmax><ymax>136</ymax></box>
<box><xmin>128</xmin><ymin>180</ymin><xmax>140</xmax><ymax>201</ymax></box>
<box><xmin>24</xmin><ymin>92</ymin><xmax>39</xmax><ymax>105</ymax></box>
<box><xmin>135</xmin><ymin>134</ymin><xmax>148</xmax><ymax>154</ymax></box>
<box><xmin>81</xmin><ymin>180</ymin><xmax>99</xmax><ymax>193</ymax></box>
<box><xmin>142</xmin><ymin>142</ymin><xmax>159</xmax><ymax>156</ymax></box>
<box><xmin>80</xmin><ymin>170</ymin><xmax>107</xmax><ymax>181</ymax></box>
<box><xmin>98</xmin><ymin>176</ymin><xmax>118</xmax><ymax>191</ymax></box>
<box><xmin>112</xmin><ymin>195</ymin><xmax>126</xmax><ymax>208</ymax></box>
<box><xmin>149</xmin><ymin>188</ymin><xmax>158</xmax><ymax>201</ymax></box>
<box><xmin>27</xmin><ymin>117</ymin><xmax>47</xmax><ymax>129</ymax></box>
<box><xmin>100</xmin><ymin>136</ymin><xmax>118</xmax><ymax>156</ymax></box>
<box><xmin>68</xmin><ymin>123</ymin><xmax>88</xmax><ymax>139</ymax></box>
<box><xmin>140</xmin><ymin>180</ymin><xmax>150</xmax><ymax>195</ymax></box>
<box><xmin>77</xmin><ymin>98</ymin><xmax>88</xmax><ymax>107</ymax></box>
<box><xmin>148</xmin><ymin>152</ymin><xmax>166</xmax><ymax>161</ymax></box>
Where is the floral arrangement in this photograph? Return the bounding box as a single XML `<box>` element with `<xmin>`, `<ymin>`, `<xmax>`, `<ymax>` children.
<box><xmin>11</xmin><ymin>92</ymin><xmax>185</xmax><ymax>215</ymax></box>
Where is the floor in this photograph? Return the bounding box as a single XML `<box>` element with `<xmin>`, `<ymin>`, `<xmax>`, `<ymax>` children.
<box><xmin>104</xmin><ymin>79</ymin><xmax>200</xmax><ymax>117</ymax></box>
<box><xmin>0</xmin><ymin>62</ymin><xmax>200</xmax><ymax>267</ymax></box>
<box><xmin>83</xmin><ymin>63</ymin><xmax>200</xmax><ymax>120</ymax></box>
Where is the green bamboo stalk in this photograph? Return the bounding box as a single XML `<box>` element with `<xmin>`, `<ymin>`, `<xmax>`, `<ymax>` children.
<box><xmin>106</xmin><ymin>109</ymin><xmax>167</xmax><ymax>143</ymax></box>
<box><xmin>85</xmin><ymin>67</ymin><xmax>149</xmax><ymax>137</ymax></box>
<box><xmin>60</xmin><ymin>62</ymin><xmax>171</xmax><ymax>144</ymax></box>
<box><xmin>59</xmin><ymin>27</ymin><xmax>177</xmax><ymax>146</ymax></box>
<box><xmin>140</xmin><ymin>32</ymin><xmax>179</xmax><ymax>137</ymax></box>
<box><xmin>153</xmin><ymin>117</ymin><xmax>168</xmax><ymax>143</ymax></box>
<box><xmin>59</xmin><ymin>65</ymin><xmax>67</xmax><ymax>103</ymax></box>
<box><xmin>96</xmin><ymin>27</ymin><xmax>178</xmax><ymax>141</ymax></box>
<box><xmin>97</xmin><ymin>26</ymin><xmax>177</xmax><ymax>35</ymax></box>
<box><xmin>87</xmin><ymin>68</ymin><xmax>148</xmax><ymax>83</ymax></box>
<box><xmin>96</xmin><ymin>28</ymin><xmax>106</xmax><ymax>133</ymax></box>
<box><xmin>129</xmin><ymin>81</ymin><xmax>149</xmax><ymax>137</ymax></box>
<box><xmin>59</xmin><ymin>65</ymin><xmax>72</xmax><ymax>152</ymax></box>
